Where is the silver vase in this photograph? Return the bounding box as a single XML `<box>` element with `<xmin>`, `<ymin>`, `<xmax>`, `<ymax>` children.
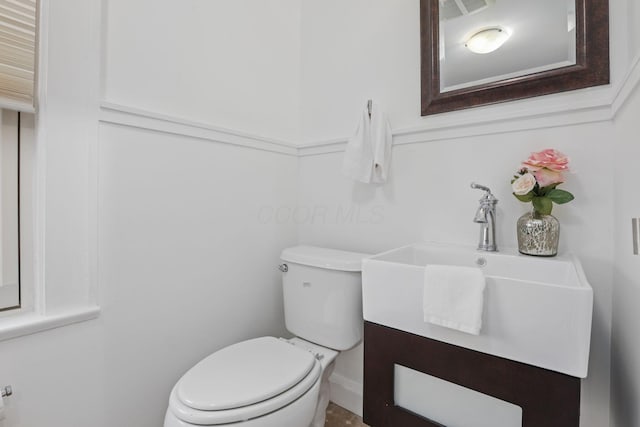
<box><xmin>517</xmin><ymin>210</ymin><xmax>560</xmax><ymax>257</ymax></box>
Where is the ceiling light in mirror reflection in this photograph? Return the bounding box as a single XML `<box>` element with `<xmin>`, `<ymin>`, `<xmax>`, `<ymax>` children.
<box><xmin>465</xmin><ymin>27</ymin><xmax>511</xmax><ymax>54</ymax></box>
<box><xmin>439</xmin><ymin>0</ymin><xmax>577</xmax><ymax>92</ymax></box>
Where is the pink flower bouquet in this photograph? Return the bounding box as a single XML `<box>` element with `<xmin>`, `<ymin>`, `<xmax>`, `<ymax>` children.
<box><xmin>511</xmin><ymin>149</ymin><xmax>574</xmax><ymax>215</ymax></box>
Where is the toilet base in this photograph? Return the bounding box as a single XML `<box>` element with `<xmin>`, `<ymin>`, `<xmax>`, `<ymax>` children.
<box><xmin>310</xmin><ymin>359</ymin><xmax>335</xmax><ymax>427</ymax></box>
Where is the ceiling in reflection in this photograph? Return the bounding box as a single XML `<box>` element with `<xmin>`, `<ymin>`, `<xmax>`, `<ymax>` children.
<box><xmin>439</xmin><ymin>0</ymin><xmax>576</xmax><ymax>92</ymax></box>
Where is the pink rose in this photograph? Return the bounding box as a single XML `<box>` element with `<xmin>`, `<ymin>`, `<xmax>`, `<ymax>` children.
<box><xmin>522</xmin><ymin>149</ymin><xmax>570</xmax><ymax>172</ymax></box>
<box><xmin>533</xmin><ymin>168</ymin><xmax>564</xmax><ymax>187</ymax></box>
<box><xmin>512</xmin><ymin>172</ymin><xmax>536</xmax><ymax>195</ymax></box>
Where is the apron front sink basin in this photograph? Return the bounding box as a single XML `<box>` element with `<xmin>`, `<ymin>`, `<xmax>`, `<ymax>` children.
<box><xmin>362</xmin><ymin>242</ymin><xmax>593</xmax><ymax>378</ymax></box>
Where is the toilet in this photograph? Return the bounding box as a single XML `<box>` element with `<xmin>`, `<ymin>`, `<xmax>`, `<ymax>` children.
<box><xmin>164</xmin><ymin>245</ymin><xmax>368</xmax><ymax>427</ymax></box>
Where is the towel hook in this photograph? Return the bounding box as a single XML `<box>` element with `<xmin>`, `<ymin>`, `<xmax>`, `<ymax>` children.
<box><xmin>367</xmin><ymin>99</ymin><xmax>372</xmax><ymax>118</ymax></box>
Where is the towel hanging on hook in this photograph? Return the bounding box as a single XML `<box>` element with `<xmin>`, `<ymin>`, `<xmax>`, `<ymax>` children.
<box><xmin>342</xmin><ymin>100</ymin><xmax>393</xmax><ymax>184</ymax></box>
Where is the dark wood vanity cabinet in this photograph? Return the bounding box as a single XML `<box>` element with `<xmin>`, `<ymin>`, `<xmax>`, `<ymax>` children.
<box><xmin>363</xmin><ymin>321</ymin><xmax>581</xmax><ymax>427</ymax></box>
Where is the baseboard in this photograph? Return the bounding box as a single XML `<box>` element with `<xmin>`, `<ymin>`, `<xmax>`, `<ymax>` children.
<box><xmin>329</xmin><ymin>372</ymin><xmax>363</xmax><ymax>417</ymax></box>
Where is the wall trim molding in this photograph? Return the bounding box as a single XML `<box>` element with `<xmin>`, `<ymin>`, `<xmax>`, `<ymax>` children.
<box><xmin>0</xmin><ymin>306</ymin><xmax>101</xmax><ymax>342</ymax></box>
<box><xmin>100</xmin><ymin>54</ymin><xmax>640</xmax><ymax>158</ymax></box>
<box><xmin>99</xmin><ymin>102</ymin><xmax>299</xmax><ymax>156</ymax></box>
<box><xmin>611</xmin><ymin>53</ymin><xmax>640</xmax><ymax>116</ymax></box>
<box><xmin>300</xmin><ymin>55</ymin><xmax>640</xmax><ymax>157</ymax></box>
<box><xmin>298</xmin><ymin>101</ymin><xmax>613</xmax><ymax>156</ymax></box>
<box><xmin>297</xmin><ymin>88</ymin><xmax>617</xmax><ymax>156</ymax></box>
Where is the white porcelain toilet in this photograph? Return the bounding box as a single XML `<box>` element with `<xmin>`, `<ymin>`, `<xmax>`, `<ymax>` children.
<box><xmin>164</xmin><ymin>246</ymin><xmax>368</xmax><ymax>427</ymax></box>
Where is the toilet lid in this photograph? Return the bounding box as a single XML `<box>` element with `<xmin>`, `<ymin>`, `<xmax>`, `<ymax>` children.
<box><xmin>176</xmin><ymin>337</ymin><xmax>317</xmax><ymax>411</ymax></box>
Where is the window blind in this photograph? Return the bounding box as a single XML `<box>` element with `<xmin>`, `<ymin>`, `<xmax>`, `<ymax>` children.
<box><xmin>0</xmin><ymin>0</ymin><xmax>37</xmax><ymax>112</ymax></box>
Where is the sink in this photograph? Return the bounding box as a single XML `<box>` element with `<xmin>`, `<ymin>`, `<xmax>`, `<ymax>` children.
<box><xmin>362</xmin><ymin>242</ymin><xmax>593</xmax><ymax>378</ymax></box>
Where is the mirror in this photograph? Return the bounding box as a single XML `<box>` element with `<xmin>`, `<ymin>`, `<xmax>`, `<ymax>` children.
<box><xmin>421</xmin><ymin>0</ymin><xmax>609</xmax><ymax>115</ymax></box>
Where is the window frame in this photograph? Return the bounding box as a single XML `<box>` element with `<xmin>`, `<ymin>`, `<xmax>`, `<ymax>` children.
<box><xmin>0</xmin><ymin>110</ymin><xmax>23</xmax><ymax>312</ymax></box>
<box><xmin>0</xmin><ymin>0</ymin><xmax>101</xmax><ymax>339</ymax></box>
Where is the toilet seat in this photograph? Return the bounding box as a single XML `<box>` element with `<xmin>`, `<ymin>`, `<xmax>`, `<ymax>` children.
<box><xmin>168</xmin><ymin>337</ymin><xmax>322</xmax><ymax>425</ymax></box>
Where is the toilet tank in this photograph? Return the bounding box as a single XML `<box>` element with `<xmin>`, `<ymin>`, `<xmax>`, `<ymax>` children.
<box><xmin>280</xmin><ymin>246</ymin><xmax>369</xmax><ymax>351</ymax></box>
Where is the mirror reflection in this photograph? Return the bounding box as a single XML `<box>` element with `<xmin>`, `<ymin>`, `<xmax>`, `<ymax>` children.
<box><xmin>439</xmin><ymin>0</ymin><xmax>577</xmax><ymax>92</ymax></box>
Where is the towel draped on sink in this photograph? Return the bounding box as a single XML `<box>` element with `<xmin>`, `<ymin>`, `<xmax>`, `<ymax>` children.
<box><xmin>423</xmin><ymin>264</ymin><xmax>486</xmax><ymax>335</ymax></box>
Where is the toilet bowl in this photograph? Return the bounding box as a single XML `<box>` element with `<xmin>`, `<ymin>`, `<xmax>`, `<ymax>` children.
<box><xmin>164</xmin><ymin>246</ymin><xmax>367</xmax><ymax>427</ymax></box>
<box><xmin>164</xmin><ymin>337</ymin><xmax>338</xmax><ymax>427</ymax></box>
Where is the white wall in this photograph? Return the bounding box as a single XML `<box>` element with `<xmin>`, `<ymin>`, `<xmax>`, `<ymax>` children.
<box><xmin>610</xmin><ymin>68</ymin><xmax>640</xmax><ymax>427</ymax></box>
<box><xmin>609</xmin><ymin>0</ymin><xmax>640</xmax><ymax>417</ymax></box>
<box><xmin>0</xmin><ymin>1</ymin><xmax>299</xmax><ymax>426</ymax></box>
<box><xmin>0</xmin><ymin>136</ymin><xmax>297</xmax><ymax>427</ymax></box>
<box><xmin>0</xmin><ymin>0</ymin><xmax>104</xmax><ymax>425</ymax></box>
<box><xmin>0</xmin><ymin>1</ymin><xmax>637</xmax><ymax>426</ymax></box>
<box><xmin>104</xmin><ymin>0</ymin><xmax>302</xmax><ymax>142</ymax></box>
<box><xmin>39</xmin><ymin>0</ymin><xmax>102</xmax><ymax>313</ymax></box>
<box><xmin>97</xmin><ymin>125</ymin><xmax>298</xmax><ymax>427</ymax></box>
<box><xmin>299</xmin><ymin>129</ymin><xmax>614</xmax><ymax>426</ymax></box>
<box><xmin>98</xmin><ymin>1</ymin><xmax>302</xmax><ymax>423</ymax></box>
<box><xmin>300</xmin><ymin>0</ymin><xmax>623</xmax><ymax>143</ymax></box>
<box><xmin>300</xmin><ymin>0</ymin><xmax>421</xmax><ymax>142</ymax></box>
<box><xmin>298</xmin><ymin>1</ymin><xmax>627</xmax><ymax>425</ymax></box>
<box><xmin>626</xmin><ymin>0</ymin><xmax>639</xmax><ymax>62</ymax></box>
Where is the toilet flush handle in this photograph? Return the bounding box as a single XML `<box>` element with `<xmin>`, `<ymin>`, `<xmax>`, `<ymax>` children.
<box><xmin>278</xmin><ymin>263</ymin><xmax>288</xmax><ymax>273</ymax></box>
<box><xmin>1</xmin><ymin>385</ymin><xmax>12</xmax><ymax>398</ymax></box>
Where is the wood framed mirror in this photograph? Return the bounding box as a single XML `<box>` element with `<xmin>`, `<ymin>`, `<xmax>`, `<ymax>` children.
<box><xmin>420</xmin><ymin>0</ymin><xmax>609</xmax><ymax>116</ymax></box>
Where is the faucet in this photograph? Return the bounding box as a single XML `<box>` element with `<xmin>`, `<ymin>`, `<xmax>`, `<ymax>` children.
<box><xmin>471</xmin><ymin>183</ymin><xmax>498</xmax><ymax>252</ymax></box>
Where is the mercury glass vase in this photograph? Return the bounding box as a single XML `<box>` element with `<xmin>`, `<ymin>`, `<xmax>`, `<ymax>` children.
<box><xmin>517</xmin><ymin>210</ymin><xmax>560</xmax><ymax>257</ymax></box>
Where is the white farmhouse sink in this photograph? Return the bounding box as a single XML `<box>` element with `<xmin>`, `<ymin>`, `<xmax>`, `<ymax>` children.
<box><xmin>362</xmin><ymin>242</ymin><xmax>593</xmax><ymax>378</ymax></box>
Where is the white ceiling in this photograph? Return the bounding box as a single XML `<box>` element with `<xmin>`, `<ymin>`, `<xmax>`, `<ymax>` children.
<box><xmin>440</xmin><ymin>0</ymin><xmax>576</xmax><ymax>91</ymax></box>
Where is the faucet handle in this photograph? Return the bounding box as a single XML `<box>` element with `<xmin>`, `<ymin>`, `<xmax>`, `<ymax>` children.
<box><xmin>471</xmin><ymin>182</ymin><xmax>498</xmax><ymax>202</ymax></box>
<box><xmin>471</xmin><ymin>182</ymin><xmax>492</xmax><ymax>193</ymax></box>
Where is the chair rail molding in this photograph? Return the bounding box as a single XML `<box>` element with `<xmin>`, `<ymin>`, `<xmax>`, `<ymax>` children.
<box><xmin>299</xmin><ymin>52</ymin><xmax>640</xmax><ymax>157</ymax></box>
<box><xmin>99</xmin><ymin>102</ymin><xmax>299</xmax><ymax>156</ymax></box>
<box><xmin>100</xmin><ymin>51</ymin><xmax>640</xmax><ymax>158</ymax></box>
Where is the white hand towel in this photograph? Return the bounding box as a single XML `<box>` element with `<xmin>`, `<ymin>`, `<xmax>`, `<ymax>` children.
<box><xmin>342</xmin><ymin>101</ymin><xmax>392</xmax><ymax>184</ymax></box>
<box><xmin>423</xmin><ymin>264</ymin><xmax>486</xmax><ymax>335</ymax></box>
<box><xmin>370</xmin><ymin>102</ymin><xmax>393</xmax><ymax>184</ymax></box>
<box><xmin>342</xmin><ymin>108</ymin><xmax>373</xmax><ymax>183</ymax></box>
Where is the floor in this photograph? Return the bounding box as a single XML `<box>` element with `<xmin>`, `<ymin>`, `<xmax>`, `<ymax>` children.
<box><xmin>325</xmin><ymin>402</ymin><xmax>369</xmax><ymax>427</ymax></box>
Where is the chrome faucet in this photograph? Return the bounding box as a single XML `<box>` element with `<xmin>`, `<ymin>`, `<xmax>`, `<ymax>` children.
<box><xmin>471</xmin><ymin>183</ymin><xmax>498</xmax><ymax>252</ymax></box>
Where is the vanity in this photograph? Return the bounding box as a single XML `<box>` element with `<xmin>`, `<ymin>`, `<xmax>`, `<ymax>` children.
<box><xmin>361</xmin><ymin>243</ymin><xmax>593</xmax><ymax>427</ymax></box>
